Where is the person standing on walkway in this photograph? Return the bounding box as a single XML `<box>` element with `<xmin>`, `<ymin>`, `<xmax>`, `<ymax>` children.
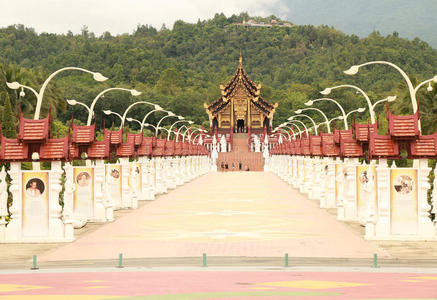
<box><xmin>221</xmin><ymin>162</ymin><xmax>224</xmax><ymax>172</ymax></box>
<box><xmin>239</xmin><ymin>162</ymin><xmax>242</xmax><ymax>171</ymax></box>
<box><xmin>225</xmin><ymin>162</ymin><xmax>228</xmax><ymax>171</ymax></box>
<box><xmin>231</xmin><ymin>163</ymin><xmax>235</xmax><ymax>172</ymax></box>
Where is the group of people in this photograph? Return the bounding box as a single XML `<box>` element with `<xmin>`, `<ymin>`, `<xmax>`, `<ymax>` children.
<box><xmin>220</xmin><ymin>161</ymin><xmax>250</xmax><ymax>172</ymax></box>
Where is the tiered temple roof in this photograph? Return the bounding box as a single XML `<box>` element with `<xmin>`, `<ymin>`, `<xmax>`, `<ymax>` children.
<box><xmin>204</xmin><ymin>54</ymin><xmax>277</xmax><ymax>119</ymax></box>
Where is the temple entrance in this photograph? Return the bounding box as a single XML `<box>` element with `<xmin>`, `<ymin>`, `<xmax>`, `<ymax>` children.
<box><xmin>236</xmin><ymin>119</ymin><xmax>245</xmax><ymax>133</ymax></box>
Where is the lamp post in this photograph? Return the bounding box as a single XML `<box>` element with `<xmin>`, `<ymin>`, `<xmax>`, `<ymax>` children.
<box><xmin>139</xmin><ymin>107</ymin><xmax>165</xmax><ymax>132</ymax></box>
<box><xmin>155</xmin><ymin>112</ymin><xmax>183</xmax><ymax>137</ymax></box>
<box><xmin>276</xmin><ymin>125</ymin><xmax>293</xmax><ymax>140</ymax></box>
<box><xmin>344</xmin><ymin>107</ymin><xmax>366</xmax><ymax>123</ymax></box>
<box><xmin>187</xmin><ymin>128</ymin><xmax>207</xmax><ymax>143</ymax></box>
<box><xmin>120</xmin><ymin>101</ymin><xmax>160</xmax><ymax>128</ymax></box>
<box><xmin>295</xmin><ymin>107</ymin><xmax>331</xmax><ymax>133</ymax></box>
<box><xmin>288</xmin><ymin>114</ymin><xmax>317</xmax><ymax>135</ymax></box>
<box><xmin>285</xmin><ymin>119</ymin><xmax>308</xmax><ymax>136</ymax></box>
<box><xmin>181</xmin><ymin>126</ymin><xmax>202</xmax><ymax>143</ymax></box>
<box><xmin>167</xmin><ymin>120</ymin><xmax>194</xmax><ymax>140</ymax></box>
<box><xmin>66</xmin><ymin>88</ymin><xmax>141</xmax><ymax>125</ymax></box>
<box><xmin>344</xmin><ymin>61</ymin><xmax>437</xmax><ymax>115</ymax></box>
<box><xmin>305</xmin><ymin>98</ymin><xmax>349</xmax><ymax>129</ymax></box>
<box><xmin>176</xmin><ymin>125</ymin><xmax>189</xmax><ymax>142</ymax></box>
<box><xmin>320</xmin><ymin>84</ymin><xmax>397</xmax><ymax>124</ymax></box>
<box><xmin>103</xmin><ymin>110</ymin><xmax>123</xmax><ymax>127</ymax></box>
<box><xmin>279</xmin><ymin>124</ymin><xmax>300</xmax><ymax>139</ymax></box>
<box><xmin>7</xmin><ymin>67</ymin><xmax>108</xmax><ymax>120</ymax></box>
<box><xmin>193</xmin><ymin>133</ymin><xmax>210</xmax><ymax>145</ymax></box>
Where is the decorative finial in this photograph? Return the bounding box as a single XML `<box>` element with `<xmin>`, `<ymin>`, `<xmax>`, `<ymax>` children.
<box><xmin>239</xmin><ymin>51</ymin><xmax>242</xmax><ymax>64</ymax></box>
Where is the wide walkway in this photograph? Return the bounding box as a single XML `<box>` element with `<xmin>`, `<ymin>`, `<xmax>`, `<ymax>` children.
<box><xmin>40</xmin><ymin>172</ymin><xmax>388</xmax><ymax>262</ymax></box>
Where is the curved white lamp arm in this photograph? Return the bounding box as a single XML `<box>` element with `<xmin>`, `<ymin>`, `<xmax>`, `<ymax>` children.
<box><xmin>280</xmin><ymin>124</ymin><xmax>298</xmax><ymax>140</ymax></box>
<box><xmin>321</xmin><ymin>84</ymin><xmax>375</xmax><ymax>124</ymax></box>
<box><xmin>176</xmin><ymin>125</ymin><xmax>189</xmax><ymax>142</ymax></box>
<box><xmin>38</xmin><ymin>67</ymin><xmax>107</xmax><ymax>120</ymax></box>
<box><xmin>120</xmin><ymin>101</ymin><xmax>159</xmax><ymax>128</ymax></box>
<box><xmin>187</xmin><ymin>127</ymin><xmax>204</xmax><ymax>143</ymax></box>
<box><xmin>126</xmin><ymin>117</ymin><xmax>142</xmax><ymax>129</ymax></box>
<box><xmin>307</xmin><ymin>98</ymin><xmax>348</xmax><ymax>129</ymax></box>
<box><xmin>345</xmin><ymin>107</ymin><xmax>366</xmax><ymax>123</ymax></box>
<box><xmin>296</xmin><ymin>107</ymin><xmax>331</xmax><ymax>133</ymax></box>
<box><xmin>168</xmin><ymin>120</ymin><xmax>192</xmax><ymax>140</ymax></box>
<box><xmin>6</xmin><ymin>82</ymin><xmax>39</xmax><ymax>99</ymax></box>
<box><xmin>287</xmin><ymin>119</ymin><xmax>308</xmax><ymax>136</ymax></box>
<box><xmin>103</xmin><ymin>110</ymin><xmax>123</xmax><ymax>128</ymax></box>
<box><xmin>289</xmin><ymin>114</ymin><xmax>317</xmax><ymax>135</ymax></box>
<box><xmin>155</xmin><ymin>113</ymin><xmax>177</xmax><ymax>137</ymax></box>
<box><xmin>140</xmin><ymin>108</ymin><xmax>165</xmax><ymax>132</ymax></box>
<box><xmin>414</xmin><ymin>75</ymin><xmax>437</xmax><ymax>94</ymax></box>
<box><xmin>346</xmin><ymin>61</ymin><xmax>416</xmax><ymax>113</ymax></box>
<box><xmin>87</xmin><ymin>88</ymin><xmax>141</xmax><ymax>125</ymax></box>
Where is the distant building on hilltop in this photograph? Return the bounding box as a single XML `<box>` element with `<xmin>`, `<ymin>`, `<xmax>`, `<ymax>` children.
<box><xmin>234</xmin><ymin>18</ymin><xmax>293</xmax><ymax>28</ymax></box>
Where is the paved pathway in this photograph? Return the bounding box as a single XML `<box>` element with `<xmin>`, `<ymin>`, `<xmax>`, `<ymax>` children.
<box><xmin>0</xmin><ymin>269</ymin><xmax>437</xmax><ymax>299</ymax></box>
<box><xmin>40</xmin><ymin>172</ymin><xmax>388</xmax><ymax>262</ymax></box>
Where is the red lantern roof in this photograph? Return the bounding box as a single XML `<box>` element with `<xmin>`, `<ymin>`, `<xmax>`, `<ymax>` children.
<box><xmin>72</xmin><ymin>123</ymin><xmax>96</xmax><ymax>144</ymax></box>
<box><xmin>39</xmin><ymin>137</ymin><xmax>69</xmax><ymax>161</ymax></box>
<box><xmin>354</xmin><ymin>122</ymin><xmax>377</xmax><ymax>143</ymax></box>
<box><xmin>88</xmin><ymin>140</ymin><xmax>110</xmax><ymax>159</ymax></box>
<box><xmin>340</xmin><ymin>138</ymin><xmax>364</xmax><ymax>158</ymax></box>
<box><xmin>18</xmin><ymin>114</ymin><xmax>50</xmax><ymax>143</ymax></box>
<box><xmin>0</xmin><ymin>136</ymin><xmax>29</xmax><ymax>161</ymax></box>
<box><xmin>409</xmin><ymin>133</ymin><xmax>437</xmax><ymax>158</ymax></box>
<box><xmin>387</xmin><ymin>109</ymin><xmax>420</xmax><ymax>140</ymax></box>
<box><xmin>369</xmin><ymin>133</ymin><xmax>399</xmax><ymax>159</ymax></box>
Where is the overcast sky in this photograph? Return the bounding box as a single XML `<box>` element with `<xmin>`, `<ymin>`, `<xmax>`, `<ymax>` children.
<box><xmin>0</xmin><ymin>0</ymin><xmax>289</xmax><ymax>35</ymax></box>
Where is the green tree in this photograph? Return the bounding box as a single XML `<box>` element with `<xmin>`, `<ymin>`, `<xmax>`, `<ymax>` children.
<box><xmin>1</xmin><ymin>93</ymin><xmax>17</xmax><ymax>138</ymax></box>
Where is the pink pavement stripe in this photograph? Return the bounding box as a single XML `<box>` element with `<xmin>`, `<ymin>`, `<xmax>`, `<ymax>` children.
<box><xmin>40</xmin><ymin>172</ymin><xmax>389</xmax><ymax>262</ymax></box>
<box><xmin>0</xmin><ymin>271</ymin><xmax>436</xmax><ymax>298</ymax></box>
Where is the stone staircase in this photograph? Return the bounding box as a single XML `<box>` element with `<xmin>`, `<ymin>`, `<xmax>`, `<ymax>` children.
<box><xmin>217</xmin><ymin>133</ymin><xmax>264</xmax><ymax>172</ymax></box>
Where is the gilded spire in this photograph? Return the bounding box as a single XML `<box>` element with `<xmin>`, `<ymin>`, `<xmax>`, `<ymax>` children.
<box><xmin>239</xmin><ymin>51</ymin><xmax>243</xmax><ymax>65</ymax></box>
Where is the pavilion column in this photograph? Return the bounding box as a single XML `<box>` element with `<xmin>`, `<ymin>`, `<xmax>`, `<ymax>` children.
<box><xmin>94</xmin><ymin>159</ymin><xmax>107</xmax><ymax>221</ymax></box>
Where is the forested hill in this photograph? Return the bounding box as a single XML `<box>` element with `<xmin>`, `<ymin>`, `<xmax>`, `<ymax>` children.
<box><xmin>0</xmin><ymin>13</ymin><xmax>436</xmax><ymax>133</ymax></box>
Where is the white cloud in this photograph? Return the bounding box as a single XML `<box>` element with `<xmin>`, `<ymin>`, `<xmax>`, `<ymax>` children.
<box><xmin>0</xmin><ymin>0</ymin><xmax>289</xmax><ymax>35</ymax></box>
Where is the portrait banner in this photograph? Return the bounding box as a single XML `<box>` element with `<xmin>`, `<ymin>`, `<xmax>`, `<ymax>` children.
<box><xmin>73</xmin><ymin>167</ymin><xmax>94</xmax><ymax>218</ymax></box>
<box><xmin>22</xmin><ymin>171</ymin><xmax>49</xmax><ymax>237</ymax></box>
<box><xmin>390</xmin><ymin>168</ymin><xmax>418</xmax><ymax>235</ymax></box>
<box><xmin>106</xmin><ymin>164</ymin><xmax>122</xmax><ymax>208</ymax></box>
<box><xmin>128</xmin><ymin>163</ymin><xmax>142</xmax><ymax>193</ymax></box>
<box><xmin>335</xmin><ymin>163</ymin><xmax>345</xmax><ymax>201</ymax></box>
<box><xmin>356</xmin><ymin>165</ymin><xmax>377</xmax><ymax>221</ymax></box>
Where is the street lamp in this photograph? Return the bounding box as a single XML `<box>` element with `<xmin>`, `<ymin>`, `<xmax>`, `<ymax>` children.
<box><xmin>295</xmin><ymin>107</ymin><xmax>331</xmax><ymax>133</ymax></box>
<box><xmin>167</xmin><ymin>120</ymin><xmax>194</xmax><ymax>140</ymax></box>
<box><xmin>305</xmin><ymin>98</ymin><xmax>349</xmax><ymax>129</ymax></box>
<box><xmin>155</xmin><ymin>112</ymin><xmax>182</xmax><ymax>137</ymax></box>
<box><xmin>193</xmin><ymin>133</ymin><xmax>211</xmax><ymax>145</ymax></box>
<box><xmin>7</xmin><ymin>67</ymin><xmax>108</xmax><ymax>120</ymax></box>
<box><xmin>103</xmin><ymin>110</ymin><xmax>123</xmax><ymax>127</ymax></box>
<box><xmin>276</xmin><ymin>124</ymin><xmax>293</xmax><ymax>140</ymax></box>
<box><xmin>278</xmin><ymin>124</ymin><xmax>299</xmax><ymax>139</ymax></box>
<box><xmin>119</xmin><ymin>101</ymin><xmax>160</xmax><ymax>128</ymax></box>
<box><xmin>103</xmin><ymin>101</ymin><xmax>161</xmax><ymax>129</ymax></box>
<box><xmin>371</xmin><ymin>96</ymin><xmax>397</xmax><ymax>111</ymax></box>
<box><xmin>66</xmin><ymin>88</ymin><xmax>141</xmax><ymax>125</ymax></box>
<box><xmin>285</xmin><ymin>119</ymin><xmax>308</xmax><ymax>136</ymax></box>
<box><xmin>320</xmin><ymin>84</ymin><xmax>384</xmax><ymax>124</ymax></box>
<box><xmin>181</xmin><ymin>126</ymin><xmax>202</xmax><ymax>142</ymax></box>
<box><xmin>176</xmin><ymin>125</ymin><xmax>189</xmax><ymax>142</ymax></box>
<box><xmin>139</xmin><ymin>107</ymin><xmax>165</xmax><ymax>132</ymax></box>
<box><xmin>344</xmin><ymin>60</ymin><xmax>437</xmax><ymax>115</ymax></box>
<box><xmin>345</xmin><ymin>107</ymin><xmax>366</xmax><ymax>123</ymax></box>
<box><xmin>187</xmin><ymin>128</ymin><xmax>207</xmax><ymax>143</ymax></box>
<box><xmin>288</xmin><ymin>114</ymin><xmax>318</xmax><ymax>135</ymax></box>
